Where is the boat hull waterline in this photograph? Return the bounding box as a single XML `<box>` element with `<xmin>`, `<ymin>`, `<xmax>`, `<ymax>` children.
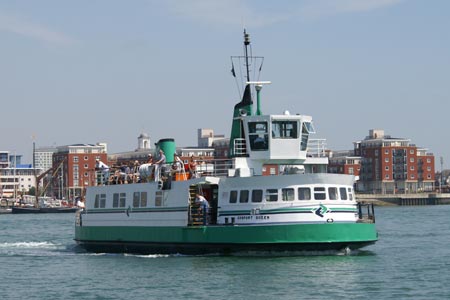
<box><xmin>75</xmin><ymin>222</ymin><xmax>377</xmax><ymax>254</ymax></box>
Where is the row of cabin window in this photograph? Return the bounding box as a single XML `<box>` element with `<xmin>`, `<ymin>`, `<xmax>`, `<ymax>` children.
<box><xmin>93</xmin><ymin>191</ymin><xmax>164</xmax><ymax>208</ymax></box>
<box><xmin>229</xmin><ymin>187</ymin><xmax>353</xmax><ymax>203</ymax></box>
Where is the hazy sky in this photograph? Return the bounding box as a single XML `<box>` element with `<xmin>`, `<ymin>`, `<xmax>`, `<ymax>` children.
<box><xmin>1</xmin><ymin>0</ymin><xmax>449</xmax><ymax>169</ymax></box>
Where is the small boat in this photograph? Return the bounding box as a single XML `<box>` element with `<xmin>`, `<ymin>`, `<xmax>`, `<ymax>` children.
<box><xmin>11</xmin><ymin>196</ymin><xmax>78</xmax><ymax>214</ymax></box>
<box><xmin>75</xmin><ymin>30</ymin><xmax>377</xmax><ymax>255</ymax></box>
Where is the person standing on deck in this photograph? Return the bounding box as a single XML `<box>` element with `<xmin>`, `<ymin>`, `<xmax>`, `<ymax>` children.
<box><xmin>95</xmin><ymin>159</ymin><xmax>110</xmax><ymax>185</ymax></box>
<box><xmin>195</xmin><ymin>193</ymin><xmax>209</xmax><ymax>224</ymax></box>
<box><xmin>153</xmin><ymin>149</ymin><xmax>166</xmax><ymax>182</ymax></box>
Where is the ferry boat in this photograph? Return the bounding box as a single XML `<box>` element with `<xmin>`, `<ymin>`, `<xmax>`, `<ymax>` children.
<box><xmin>75</xmin><ymin>31</ymin><xmax>377</xmax><ymax>255</ymax></box>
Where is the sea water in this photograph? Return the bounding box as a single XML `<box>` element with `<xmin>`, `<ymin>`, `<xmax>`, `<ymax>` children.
<box><xmin>1</xmin><ymin>206</ymin><xmax>450</xmax><ymax>300</ymax></box>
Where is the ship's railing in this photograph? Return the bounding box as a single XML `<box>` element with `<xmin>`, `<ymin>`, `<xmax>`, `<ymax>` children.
<box><xmin>306</xmin><ymin>139</ymin><xmax>327</xmax><ymax>158</ymax></box>
<box><xmin>233</xmin><ymin>138</ymin><xmax>247</xmax><ymax>156</ymax></box>
<box><xmin>357</xmin><ymin>202</ymin><xmax>376</xmax><ymax>223</ymax></box>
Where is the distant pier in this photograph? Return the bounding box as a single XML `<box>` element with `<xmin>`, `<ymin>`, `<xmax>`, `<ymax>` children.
<box><xmin>357</xmin><ymin>193</ymin><xmax>450</xmax><ymax>206</ymax></box>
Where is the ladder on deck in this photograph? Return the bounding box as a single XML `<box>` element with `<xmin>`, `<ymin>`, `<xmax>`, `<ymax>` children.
<box><xmin>188</xmin><ymin>185</ymin><xmax>207</xmax><ymax>226</ymax></box>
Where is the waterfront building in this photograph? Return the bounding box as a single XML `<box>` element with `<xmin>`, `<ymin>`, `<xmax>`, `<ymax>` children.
<box><xmin>328</xmin><ymin>150</ymin><xmax>361</xmax><ymax>178</ymax></box>
<box><xmin>354</xmin><ymin>129</ymin><xmax>435</xmax><ymax>193</ymax></box>
<box><xmin>52</xmin><ymin>143</ymin><xmax>108</xmax><ymax>201</ymax></box>
<box><xmin>34</xmin><ymin>146</ymin><xmax>57</xmax><ymax>172</ymax></box>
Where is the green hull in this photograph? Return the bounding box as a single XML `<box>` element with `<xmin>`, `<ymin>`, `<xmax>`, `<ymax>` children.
<box><xmin>75</xmin><ymin>223</ymin><xmax>377</xmax><ymax>254</ymax></box>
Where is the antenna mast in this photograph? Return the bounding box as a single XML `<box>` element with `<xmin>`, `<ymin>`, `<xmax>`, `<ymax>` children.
<box><xmin>244</xmin><ymin>29</ymin><xmax>251</xmax><ymax>82</ymax></box>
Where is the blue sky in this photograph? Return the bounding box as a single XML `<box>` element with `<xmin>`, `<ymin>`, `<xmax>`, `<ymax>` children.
<box><xmin>1</xmin><ymin>0</ymin><xmax>449</xmax><ymax>169</ymax></box>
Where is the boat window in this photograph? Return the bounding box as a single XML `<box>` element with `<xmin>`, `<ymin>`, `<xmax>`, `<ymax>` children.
<box><xmin>340</xmin><ymin>188</ymin><xmax>348</xmax><ymax>200</ymax></box>
<box><xmin>282</xmin><ymin>188</ymin><xmax>295</xmax><ymax>201</ymax></box>
<box><xmin>328</xmin><ymin>187</ymin><xmax>338</xmax><ymax>200</ymax></box>
<box><xmin>94</xmin><ymin>194</ymin><xmax>106</xmax><ymax>208</ymax></box>
<box><xmin>300</xmin><ymin>122</ymin><xmax>309</xmax><ymax>151</ymax></box>
<box><xmin>155</xmin><ymin>191</ymin><xmax>163</xmax><ymax>206</ymax></box>
<box><xmin>239</xmin><ymin>190</ymin><xmax>249</xmax><ymax>203</ymax></box>
<box><xmin>133</xmin><ymin>192</ymin><xmax>140</xmax><ymax>207</ymax></box>
<box><xmin>140</xmin><ymin>192</ymin><xmax>148</xmax><ymax>207</ymax></box>
<box><xmin>266</xmin><ymin>189</ymin><xmax>278</xmax><ymax>202</ymax></box>
<box><xmin>248</xmin><ymin>122</ymin><xmax>269</xmax><ymax>151</ymax></box>
<box><xmin>113</xmin><ymin>193</ymin><xmax>126</xmax><ymax>207</ymax></box>
<box><xmin>314</xmin><ymin>187</ymin><xmax>326</xmax><ymax>200</ymax></box>
<box><xmin>252</xmin><ymin>189</ymin><xmax>263</xmax><ymax>202</ymax></box>
<box><xmin>298</xmin><ymin>187</ymin><xmax>311</xmax><ymax>200</ymax></box>
<box><xmin>271</xmin><ymin>121</ymin><xmax>298</xmax><ymax>139</ymax></box>
<box><xmin>230</xmin><ymin>190</ymin><xmax>238</xmax><ymax>203</ymax></box>
<box><xmin>348</xmin><ymin>187</ymin><xmax>354</xmax><ymax>200</ymax></box>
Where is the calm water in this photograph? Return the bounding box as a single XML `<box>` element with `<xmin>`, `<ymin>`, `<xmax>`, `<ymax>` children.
<box><xmin>1</xmin><ymin>206</ymin><xmax>450</xmax><ymax>300</ymax></box>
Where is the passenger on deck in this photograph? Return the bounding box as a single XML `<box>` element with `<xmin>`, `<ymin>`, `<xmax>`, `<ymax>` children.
<box><xmin>195</xmin><ymin>193</ymin><xmax>209</xmax><ymax>224</ymax></box>
<box><xmin>172</xmin><ymin>153</ymin><xmax>184</xmax><ymax>171</ymax></box>
<box><xmin>153</xmin><ymin>149</ymin><xmax>166</xmax><ymax>181</ymax></box>
<box><xmin>188</xmin><ymin>155</ymin><xmax>197</xmax><ymax>179</ymax></box>
<box><xmin>147</xmin><ymin>154</ymin><xmax>153</xmax><ymax>164</ymax></box>
<box><xmin>77</xmin><ymin>197</ymin><xmax>85</xmax><ymax>209</ymax></box>
<box><xmin>95</xmin><ymin>159</ymin><xmax>110</xmax><ymax>185</ymax></box>
<box><xmin>132</xmin><ymin>160</ymin><xmax>140</xmax><ymax>183</ymax></box>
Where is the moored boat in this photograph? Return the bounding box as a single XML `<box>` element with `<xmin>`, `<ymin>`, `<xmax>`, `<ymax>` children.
<box><xmin>75</xmin><ymin>31</ymin><xmax>377</xmax><ymax>255</ymax></box>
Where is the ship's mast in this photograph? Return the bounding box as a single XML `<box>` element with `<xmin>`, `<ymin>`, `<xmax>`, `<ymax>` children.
<box><xmin>244</xmin><ymin>29</ymin><xmax>251</xmax><ymax>83</ymax></box>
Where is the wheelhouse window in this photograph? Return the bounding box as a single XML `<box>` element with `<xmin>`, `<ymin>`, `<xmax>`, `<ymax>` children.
<box><xmin>314</xmin><ymin>187</ymin><xmax>326</xmax><ymax>200</ymax></box>
<box><xmin>298</xmin><ymin>187</ymin><xmax>311</xmax><ymax>200</ymax></box>
<box><xmin>282</xmin><ymin>188</ymin><xmax>295</xmax><ymax>201</ymax></box>
<box><xmin>229</xmin><ymin>190</ymin><xmax>238</xmax><ymax>203</ymax></box>
<box><xmin>248</xmin><ymin>122</ymin><xmax>269</xmax><ymax>151</ymax></box>
<box><xmin>239</xmin><ymin>190</ymin><xmax>249</xmax><ymax>203</ymax></box>
<box><xmin>265</xmin><ymin>189</ymin><xmax>278</xmax><ymax>202</ymax></box>
<box><xmin>328</xmin><ymin>187</ymin><xmax>338</xmax><ymax>200</ymax></box>
<box><xmin>252</xmin><ymin>189</ymin><xmax>263</xmax><ymax>202</ymax></box>
<box><xmin>272</xmin><ymin>121</ymin><xmax>298</xmax><ymax>139</ymax></box>
<box><xmin>301</xmin><ymin>122</ymin><xmax>315</xmax><ymax>151</ymax></box>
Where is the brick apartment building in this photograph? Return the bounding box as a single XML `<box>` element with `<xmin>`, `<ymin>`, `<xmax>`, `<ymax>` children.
<box><xmin>355</xmin><ymin>129</ymin><xmax>435</xmax><ymax>193</ymax></box>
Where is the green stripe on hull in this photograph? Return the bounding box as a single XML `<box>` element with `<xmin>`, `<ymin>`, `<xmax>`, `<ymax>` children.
<box><xmin>75</xmin><ymin>223</ymin><xmax>377</xmax><ymax>254</ymax></box>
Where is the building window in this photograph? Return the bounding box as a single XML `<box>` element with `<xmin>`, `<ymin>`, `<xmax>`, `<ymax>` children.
<box><xmin>427</xmin><ymin>158</ymin><xmax>431</xmax><ymax>163</ymax></box>
<box><xmin>73</xmin><ymin>156</ymin><xmax>79</xmax><ymax>163</ymax></box>
<box><xmin>427</xmin><ymin>166</ymin><xmax>431</xmax><ymax>171</ymax></box>
<box><xmin>410</xmin><ymin>166</ymin><xmax>415</xmax><ymax>170</ymax></box>
<box><xmin>385</xmin><ymin>166</ymin><xmax>389</xmax><ymax>170</ymax></box>
<box><xmin>348</xmin><ymin>167</ymin><xmax>354</xmax><ymax>175</ymax></box>
<box><xmin>410</xmin><ymin>149</ymin><xmax>414</xmax><ymax>154</ymax></box>
<box><xmin>410</xmin><ymin>158</ymin><xmax>415</xmax><ymax>163</ymax></box>
<box><xmin>385</xmin><ymin>158</ymin><xmax>389</xmax><ymax>163</ymax></box>
<box><xmin>385</xmin><ymin>149</ymin><xmax>389</xmax><ymax>154</ymax></box>
<box><xmin>385</xmin><ymin>174</ymin><xmax>389</xmax><ymax>179</ymax></box>
<box><xmin>84</xmin><ymin>164</ymin><xmax>88</xmax><ymax>169</ymax></box>
<box><xmin>411</xmin><ymin>174</ymin><xmax>415</xmax><ymax>179</ymax></box>
<box><xmin>427</xmin><ymin>174</ymin><xmax>431</xmax><ymax>179</ymax></box>
<box><xmin>374</xmin><ymin>150</ymin><xmax>379</xmax><ymax>157</ymax></box>
<box><xmin>84</xmin><ymin>156</ymin><xmax>88</xmax><ymax>160</ymax></box>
